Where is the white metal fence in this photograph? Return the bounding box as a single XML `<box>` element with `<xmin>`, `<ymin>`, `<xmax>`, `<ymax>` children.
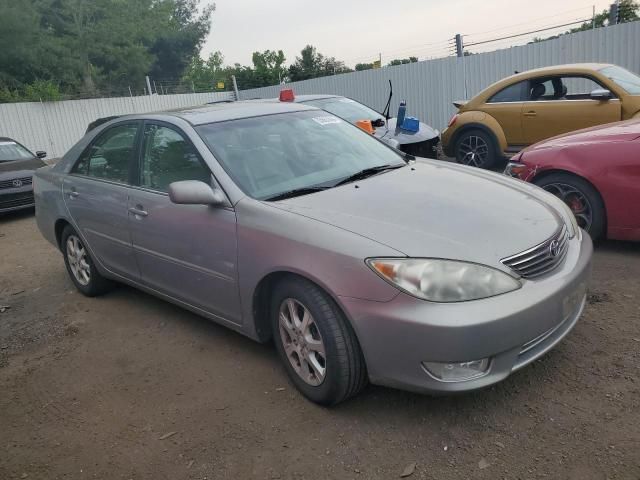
<box><xmin>1</xmin><ymin>22</ymin><xmax>639</xmax><ymax>159</ymax></box>
<box><xmin>0</xmin><ymin>91</ymin><xmax>234</xmax><ymax>158</ymax></box>
<box><xmin>238</xmin><ymin>21</ymin><xmax>640</xmax><ymax>132</ymax></box>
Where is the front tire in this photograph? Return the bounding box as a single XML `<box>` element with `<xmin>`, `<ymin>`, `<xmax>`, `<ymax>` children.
<box><xmin>61</xmin><ymin>225</ymin><xmax>115</xmax><ymax>296</ymax></box>
<box><xmin>271</xmin><ymin>277</ymin><xmax>367</xmax><ymax>405</ymax></box>
<box><xmin>454</xmin><ymin>129</ymin><xmax>498</xmax><ymax>169</ymax></box>
<box><xmin>534</xmin><ymin>172</ymin><xmax>606</xmax><ymax>241</ymax></box>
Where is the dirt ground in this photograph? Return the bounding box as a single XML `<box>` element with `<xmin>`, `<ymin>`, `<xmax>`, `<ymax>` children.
<box><xmin>1</xmin><ymin>210</ymin><xmax>639</xmax><ymax>480</ymax></box>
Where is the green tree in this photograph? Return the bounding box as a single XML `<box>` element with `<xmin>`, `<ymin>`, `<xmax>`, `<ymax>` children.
<box><xmin>388</xmin><ymin>57</ymin><xmax>418</xmax><ymax>66</ymax></box>
<box><xmin>252</xmin><ymin>50</ymin><xmax>287</xmax><ymax>85</ymax></box>
<box><xmin>355</xmin><ymin>63</ymin><xmax>374</xmax><ymax>71</ymax></box>
<box><xmin>148</xmin><ymin>0</ymin><xmax>216</xmax><ymax>83</ymax></box>
<box><xmin>288</xmin><ymin>45</ymin><xmax>351</xmax><ymax>81</ymax></box>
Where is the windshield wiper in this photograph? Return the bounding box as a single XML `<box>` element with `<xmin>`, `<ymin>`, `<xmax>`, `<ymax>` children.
<box><xmin>333</xmin><ymin>164</ymin><xmax>405</xmax><ymax>187</ymax></box>
<box><xmin>264</xmin><ymin>186</ymin><xmax>330</xmax><ymax>201</ymax></box>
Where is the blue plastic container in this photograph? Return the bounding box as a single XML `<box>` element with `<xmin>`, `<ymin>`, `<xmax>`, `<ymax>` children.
<box><xmin>401</xmin><ymin>116</ymin><xmax>420</xmax><ymax>133</ymax></box>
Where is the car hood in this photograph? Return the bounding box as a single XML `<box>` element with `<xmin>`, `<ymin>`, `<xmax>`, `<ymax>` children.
<box><xmin>526</xmin><ymin>119</ymin><xmax>640</xmax><ymax>152</ymax></box>
<box><xmin>0</xmin><ymin>157</ymin><xmax>45</xmax><ymax>178</ymax></box>
<box><xmin>270</xmin><ymin>161</ymin><xmax>562</xmax><ymax>269</ymax></box>
<box><xmin>376</xmin><ymin>117</ymin><xmax>439</xmax><ymax>144</ymax></box>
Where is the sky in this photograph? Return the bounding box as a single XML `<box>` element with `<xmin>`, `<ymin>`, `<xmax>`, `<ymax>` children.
<box><xmin>202</xmin><ymin>0</ymin><xmax>612</xmax><ymax>67</ymax></box>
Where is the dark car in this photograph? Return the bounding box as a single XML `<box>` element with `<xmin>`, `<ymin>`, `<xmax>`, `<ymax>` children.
<box><xmin>0</xmin><ymin>137</ymin><xmax>47</xmax><ymax>213</ymax></box>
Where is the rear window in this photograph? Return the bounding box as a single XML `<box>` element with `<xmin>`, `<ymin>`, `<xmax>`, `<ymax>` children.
<box><xmin>302</xmin><ymin>98</ymin><xmax>383</xmax><ymax>123</ymax></box>
<box><xmin>488</xmin><ymin>81</ymin><xmax>527</xmax><ymax>103</ymax></box>
<box><xmin>0</xmin><ymin>141</ymin><xmax>34</xmax><ymax>162</ymax></box>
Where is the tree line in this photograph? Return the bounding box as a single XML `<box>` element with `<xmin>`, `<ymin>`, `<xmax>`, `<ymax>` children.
<box><xmin>0</xmin><ymin>0</ymin><xmax>426</xmax><ymax>103</ymax></box>
<box><xmin>0</xmin><ymin>0</ymin><xmax>214</xmax><ymax>102</ymax></box>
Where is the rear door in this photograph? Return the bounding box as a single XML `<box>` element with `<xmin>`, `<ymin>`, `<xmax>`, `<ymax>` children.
<box><xmin>480</xmin><ymin>80</ymin><xmax>528</xmax><ymax>145</ymax></box>
<box><xmin>521</xmin><ymin>75</ymin><xmax>622</xmax><ymax>145</ymax></box>
<box><xmin>127</xmin><ymin>121</ymin><xmax>241</xmax><ymax>323</ymax></box>
<box><xmin>63</xmin><ymin>122</ymin><xmax>141</xmax><ymax>280</ymax></box>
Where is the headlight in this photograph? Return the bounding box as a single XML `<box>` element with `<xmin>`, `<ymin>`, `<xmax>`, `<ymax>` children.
<box><xmin>539</xmin><ymin>190</ymin><xmax>579</xmax><ymax>239</ymax></box>
<box><xmin>367</xmin><ymin>258</ymin><xmax>521</xmax><ymax>302</ymax></box>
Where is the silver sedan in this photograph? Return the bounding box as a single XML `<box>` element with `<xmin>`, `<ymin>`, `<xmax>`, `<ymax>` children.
<box><xmin>33</xmin><ymin>102</ymin><xmax>592</xmax><ymax>405</ymax></box>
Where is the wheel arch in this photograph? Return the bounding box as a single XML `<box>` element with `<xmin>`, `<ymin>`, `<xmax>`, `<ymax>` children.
<box><xmin>449</xmin><ymin>119</ymin><xmax>507</xmax><ymax>158</ymax></box>
<box><xmin>54</xmin><ymin>218</ymin><xmax>71</xmax><ymax>251</ymax></box>
<box><xmin>250</xmin><ymin>270</ymin><xmax>362</xmax><ymax>346</ymax></box>
<box><xmin>531</xmin><ymin>168</ymin><xmax>608</xmax><ymax>234</ymax></box>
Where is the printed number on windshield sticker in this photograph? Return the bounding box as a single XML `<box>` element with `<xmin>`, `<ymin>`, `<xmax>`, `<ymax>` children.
<box><xmin>312</xmin><ymin>116</ymin><xmax>342</xmax><ymax>126</ymax></box>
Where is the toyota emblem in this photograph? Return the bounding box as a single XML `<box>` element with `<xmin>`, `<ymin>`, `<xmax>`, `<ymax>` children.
<box><xmin>12</xmin><ymin>179</ymin><xmax>23</xmax><ymax>188</ymax></box>
<box><xmin>549</xmin><ymin>239</ymin><xmax>561</xmax><ymax>257</ymax></box>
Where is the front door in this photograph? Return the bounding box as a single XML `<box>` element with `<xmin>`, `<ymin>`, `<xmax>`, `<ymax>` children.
<box><xmin>522</xmin><ymin>75</ymin><xmax>622</xmax><ymax>145</ymax></box>
<box><xmin>127</xmin><ymin>121</ymin><xmax>241</xmax><ymax>324</ymax></box>
<box><xmin>63</xmin><ymin>122</ymin><xmax>141</xmax><ymax>280</ymax></box>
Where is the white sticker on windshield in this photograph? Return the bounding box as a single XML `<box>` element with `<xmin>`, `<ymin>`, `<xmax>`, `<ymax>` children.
<box><xmin>312</xmin><ymin>116</ymin><xmax>342</xmax><ymax>126</ymax></box>
<box><xmin>0</xmin><ymin>141</ymin><xmax>18</xmax><ymax>146</ymax></box>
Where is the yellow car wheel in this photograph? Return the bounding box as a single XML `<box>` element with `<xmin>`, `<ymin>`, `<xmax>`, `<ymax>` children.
<box><xmin>454</xmin><ymin>129</ymin><xmax>498</xmax><ymax>169</ymax></box>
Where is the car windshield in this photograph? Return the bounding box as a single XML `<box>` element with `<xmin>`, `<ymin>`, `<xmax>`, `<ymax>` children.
<box><xmin>302</xmin><ymin>97</ymin><xmax>384</xmax><ymax>123</ymax></box>
<box><xmin>599</xmin><ymin>65</ymin><xmax>640</xmax><ymax>95</ymax></box>
<box><xmin>0</xmin><ymin>141</ymin><xmax>34</xmax><ymax>162</ymax></box>
<box><xmin>196</xmin><ymin>111</ymin><xmax>405</xmax><ymax>200</ymax></box>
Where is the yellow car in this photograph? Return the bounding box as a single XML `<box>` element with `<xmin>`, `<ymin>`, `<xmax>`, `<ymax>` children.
<box><xmin>441</xmin><ymin>63</ymin><xmax>640</xmax><ymax>169</ymax></box>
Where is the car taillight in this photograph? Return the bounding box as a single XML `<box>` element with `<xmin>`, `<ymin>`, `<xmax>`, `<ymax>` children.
<box><xmin>448</xmin><ymin>114</ymin><xmax>458</xmax><ymax>127</ymax></box>
<box><xmin>279</xmin><ymin>89</ymin><xmax>295</xmax><ymax>102</ymax></box>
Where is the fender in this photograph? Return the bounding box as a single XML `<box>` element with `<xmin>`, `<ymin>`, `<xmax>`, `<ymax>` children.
<box><xmin>444</xmin><ymin>111</ymin><xmax>508</xmax><ymax>157</ymax></box>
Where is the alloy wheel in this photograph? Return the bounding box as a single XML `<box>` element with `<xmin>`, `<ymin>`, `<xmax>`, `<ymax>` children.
<box><xmin>66</xmin><ymin>235</ymin><xmax>91</xmax><ymax>286</ymax></box>
<box><xmin>459</xmin><ymin>135</ymin><xmax>489</xmax><ymax>167</ymax></box>
<box><xmin>278</xmin><ymin>298</ymin><xmax>327</xmax><ymax>386</ymax></box>
<box><xmin>542</xmin><ymin>182</ymin><xmax>593</xmax><ymax>232</ymax></box>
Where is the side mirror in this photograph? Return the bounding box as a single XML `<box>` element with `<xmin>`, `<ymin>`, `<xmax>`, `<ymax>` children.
<box><xmin>590</xmin><ymin>88</ymin><xmax>612</xmax><ymax>101</ymax></box>
<box><xmin>168</xmin><ymin>180</ymin><xmax>226</xmax><ymax>206</ymax></box>
<box><xmin>36</xmin><ymin>151</ymin><xmax>47</xmax><ymax>159</ymax></box>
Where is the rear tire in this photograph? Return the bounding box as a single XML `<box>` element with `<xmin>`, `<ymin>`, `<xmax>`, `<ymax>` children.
<box><xmin>454</xmin><ymin>128</ymin><xmax>499</xmax><ymax>169</ymax></box>
<box><xmin>534</xmin><ymin>172</ymin><xmax>606</xmax><ymax>241</ymax></box>
<box><xmin>61</xmin><ymin>225</ymin><xmax>115</xmax><ymax>297</ymax></box>
<box><xmin>271</xmin><ymin>277</ymin><xmax>367</xmax><ymax>405</ymax></box>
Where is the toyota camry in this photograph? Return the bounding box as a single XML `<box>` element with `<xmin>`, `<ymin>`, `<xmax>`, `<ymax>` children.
<box><xmin>33</xmin><ymin>101</ymin><xmax>592</xmax><ymax>405</ymax></box>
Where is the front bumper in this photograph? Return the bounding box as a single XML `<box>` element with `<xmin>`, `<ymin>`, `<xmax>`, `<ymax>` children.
<box><xmin>399</xmin><ymin>137</ymin><xmax>440</xmax><ymax>159</ymax></box>
<box><xmin>0</xmin><ymin>188</ymin><xmax>35</xmax><ymax>213</ymax></box>
<box><xmin>340</xmin><ymin>232</ymin><xmax>592</xmax><ymax>394</ymax></box>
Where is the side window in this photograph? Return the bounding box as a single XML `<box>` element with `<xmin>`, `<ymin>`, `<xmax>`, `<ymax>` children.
<box><xmin>140</xmin><ymin>124</ymin><xmax>211</xmax><ymax>192</ymax></box>
<box><xmin>528</xmin><ymin>76</ymin><xmax>607</xmax><ymax>101</ymax></box>
<box><xmin>487</xmin><ymin>81</ymin><xmax>527</xmax><ymax>103</ymax></box>
<box><xmin>73</xmin><ymin>123</ymin><xmax>138</xmax><ymax>183</ymax></box>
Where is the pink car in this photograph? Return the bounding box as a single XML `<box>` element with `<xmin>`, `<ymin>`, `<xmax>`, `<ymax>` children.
<box><xmin>506</xmin><ymin>119</ymin><xmax>640</xmax><ymax>242</ymax></box>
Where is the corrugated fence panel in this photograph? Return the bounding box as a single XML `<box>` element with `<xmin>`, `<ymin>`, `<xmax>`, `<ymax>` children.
<box><xmin>0</xmin><ymin>91</ymin><xmax>234</xmax><ymax>158</ymax></box>
<box><xmin>240</xmin><ymin>21</ymin><xmax>640</xmax><ymax>132</ymax></box>
<box><xmin>1</xmin><ymin>22</ymin><xmax>638</xmax><ymax>158</ymax></box>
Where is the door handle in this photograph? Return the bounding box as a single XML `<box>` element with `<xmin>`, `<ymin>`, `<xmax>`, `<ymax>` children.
<box><xmin>523</xmin><ymin>111</ymin><xmax>537</xmax><ymax>117</ymax></box>
<box><xmin>128</xmin><ymin>206</ymin><xmax>148</xmax><ymax>217</ymax></box>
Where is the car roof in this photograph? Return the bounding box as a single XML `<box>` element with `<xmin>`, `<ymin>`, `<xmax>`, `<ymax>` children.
<box><xmin>294</xmin><ymin>94</ymin><xmax>343</xmax><ymax>102</ymax></box>
<box><xmin>494</xmin><ymin>63</ymin><xmax>614</xmax><ymax>87</ymax></box>
<box><xmin>248</xmin><ymin>94</ymin><xmax>343</xmax><ymax>104</ymax></box>
<box><xmin>170</xmin><ymin>101</ymin><xmax>318</xmax><ymax>125</ymax></box>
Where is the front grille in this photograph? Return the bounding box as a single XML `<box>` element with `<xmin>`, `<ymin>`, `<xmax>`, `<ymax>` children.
<box><xmin>0</xmin><ymin>176</ymin><xmax>32</xmax><ymax>190</ymax></box>
<box><xmin>501</xmin><ymin>225</ymin><xmax>569</xmax><ymax>278</ymax></box>
<box><xmin>0</xmin><ymin>192</ymin><xmax>34</xmax><ymax>210</ymax></box>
